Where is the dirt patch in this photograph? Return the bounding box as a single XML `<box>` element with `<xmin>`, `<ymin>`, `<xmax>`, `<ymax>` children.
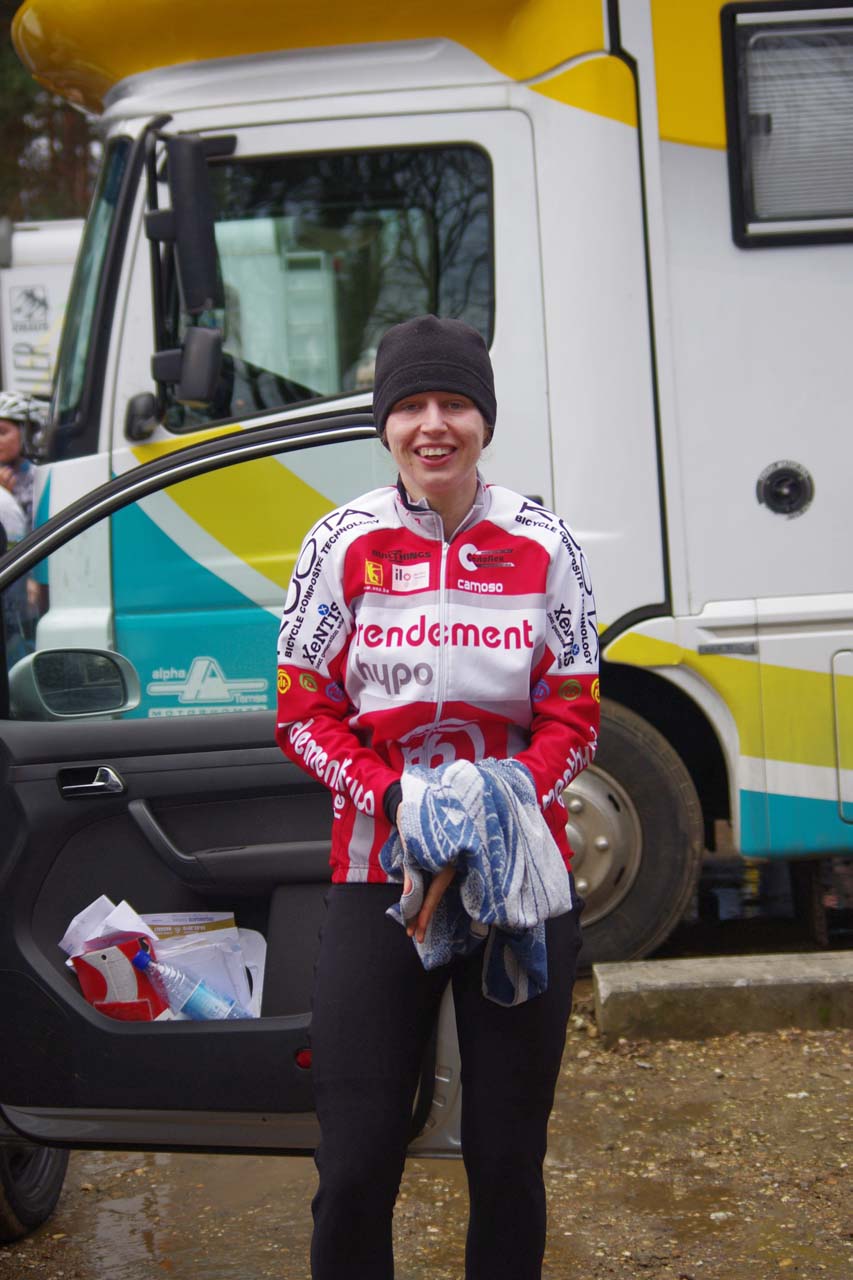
<box><xmin>540</xmin><ymin>986</ymin><xmax>853</xmax><ymax>1279</ymax></box>
<box><xmin>2</xmin><ymin>986</ymin><xmax>851</xmax><ymax>1278</ymax></box>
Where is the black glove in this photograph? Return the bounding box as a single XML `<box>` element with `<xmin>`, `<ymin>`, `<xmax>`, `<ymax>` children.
<box><xmin>383</xmin><ymin>780</ymin><xmax>403</xmax><ymax>825</ymax></box>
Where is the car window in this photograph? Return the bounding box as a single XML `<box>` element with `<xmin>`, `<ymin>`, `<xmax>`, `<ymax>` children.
<box><xmin>2</xmin><ymin>433</ymin><xmax>392</xmax><ymax>719</ymax></box>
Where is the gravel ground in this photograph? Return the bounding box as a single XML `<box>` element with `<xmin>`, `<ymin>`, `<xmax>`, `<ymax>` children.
<box><xmin>1</xmin><ymin>984</ymin><xmax>851</xmax><ymax>1279</ymax></box>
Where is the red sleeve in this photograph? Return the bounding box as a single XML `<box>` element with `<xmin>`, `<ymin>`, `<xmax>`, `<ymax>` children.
<box><xmin>275</xmin><ymin>529</ymin><xmax>399</xmax><ymax>818</ymax></box>
<box><xmin>514</xmin><ymin>526</ymin><xmax>600</xmax><ymax>811</ymax></box>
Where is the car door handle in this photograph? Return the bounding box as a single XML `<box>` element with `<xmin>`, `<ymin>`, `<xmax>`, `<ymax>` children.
<box><xmin>58</xmin><ymin>765</ymin><xmax>127</xmax><ymax>797</ymax></box>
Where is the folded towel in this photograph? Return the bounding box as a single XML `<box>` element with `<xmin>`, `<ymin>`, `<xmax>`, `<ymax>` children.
<box><xmin>379</xmin><ymin>758</ymin><xmax>573</xmax><ymax>1006</ymax></box>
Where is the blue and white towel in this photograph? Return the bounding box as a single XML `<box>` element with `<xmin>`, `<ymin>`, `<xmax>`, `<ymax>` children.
<box><xmin>379</xmin><ymin>758</ymin><xmax>573</xmax><ymax>1006</ymax></box>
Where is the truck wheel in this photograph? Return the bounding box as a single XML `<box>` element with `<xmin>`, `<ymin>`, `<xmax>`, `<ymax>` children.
<box><xmin>0</xmin><ymin>1144</ymin><xmax>69</xmax><ymax>1243</ymax></box>
<box><xmin>565</xmin><ymin>700</ymin><xmax>704</xmax><ymax>968</ymax></box>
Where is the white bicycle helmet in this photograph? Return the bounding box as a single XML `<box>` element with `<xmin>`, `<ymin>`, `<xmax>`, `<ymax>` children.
<box><xmin>0</xmin><ymin>390</ymin><xmax>34</xmax><ymax>425</ymax></box>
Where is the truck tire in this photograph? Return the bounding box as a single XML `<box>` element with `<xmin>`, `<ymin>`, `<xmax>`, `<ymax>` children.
<box><xmin>0</xmin><ymin>1144</ymin><xmax>69</xmax><ymax>1243</ymax></box>
<box><xmin>565</xmin><ymin>700</ymin><xmax>704</xmax><ymax>969</ymax></box>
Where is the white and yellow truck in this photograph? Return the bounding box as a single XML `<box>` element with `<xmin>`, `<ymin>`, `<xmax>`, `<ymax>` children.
<box><xmin>0</xmin><ymin>218</ymin><xmax>82</xmax><ymax>398</ymax></box>
<box><xmin>10</xmin><ymin>0</ymin><xmax>853</xmax><ymax>964</ymax></box>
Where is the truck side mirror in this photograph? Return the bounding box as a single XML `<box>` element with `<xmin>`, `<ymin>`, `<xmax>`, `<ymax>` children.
<box><xmin>151</xmin><ymin>326</ymin><xmax>223</xmax><ymax>408</ymax></box>
<box><xmin>165</xmin><ymin>134</ymin><xmax>221</xmax><ymax>315</ymax></box>
<box><xmin>145</xmin><ymin>131</ymin><xmax>235</xmax><ymax>406</ymax></box>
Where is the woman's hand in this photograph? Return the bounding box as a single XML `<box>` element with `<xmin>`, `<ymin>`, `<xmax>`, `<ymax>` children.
<box><xmin>403</xmin><ymin>865</ymin><xmax>456</xmax><ymax>944</ymax></box>
<box><xmin>0</xmin><ymin>467</ymin><xmax>15</xmax><ymax>493</ymax></box>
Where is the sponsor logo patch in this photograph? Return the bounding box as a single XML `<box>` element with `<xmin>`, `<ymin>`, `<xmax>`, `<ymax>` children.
<box><xmin>299</xmin><ymin>672</ymin><xmax>319</xmax><ymax>692</ymax></box>
<box><xmin>355</xmin><ymin>656</ymin><xmax>434</xmax><ymax>696</ymax></box>
<box><xmin>277</xmin><ymin>669</ymin><xmax>291</xmax><ymax>695</ymax></box>
<box><xmin>365</xmin><ymin>560</ymin><xmax>384</xmax><ymax>587</ymax></box>
<box><xmin>457</xmin><ymin>579</ymin><xmax>503</xmax><ymax>594</ymax></box>
<box><xmin>591</xmin><ymin>677</ymin><xmax>601</xmax><ymax>703</ymax></box>
<box><xmin>458</xmin><ymin>543</ymin><xmax>515</xmax><ymax>572</ymax></box>
<box><xmin>558</xmin><ymin>678</ymin><xmax>582</xmax><ymax>702</ymax></box>
<box><xmin>392</xmin><ymin>561</ymin><xmax>430</xmax><ymax>593</ymax></box>
<box><xmin>301</xmin><ymin>601</ymin><xmax>344</xmax><ymax>668</ymax></box>
<box><xmin>370</xmin><ymin>548</ymin><xmax>430</xmax><ymax>563</ymax></box>
<box><xmin>355</xmin><ymin>614</ymin><xmax>534</xmax><ymax>650</ymax></box>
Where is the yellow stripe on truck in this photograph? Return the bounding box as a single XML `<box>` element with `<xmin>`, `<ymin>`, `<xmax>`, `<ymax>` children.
<box><xmin>650</xmin><ymin>0</ymin><xmax>729</xmax><ymax>150</ymax></box>
<box><xmin>607</xmin><ymin>631</ymin><xmax>850</xmax><ymax>772</ymax></box>
<box><xmin>130</xmin><ymin>424</ymin><xmax>241</xmax><ymax>465</ymax></box>
<box><xmin>151</xmin><ymin>457</ymin><xmax>333</xmax><ymax>591</ymax></box>
<box><xmin>606</xmin><ymin>631</ymin><xmax>764</xmax><ymax>758</ymax></box>
<box><xmin>14</xmin><ymin>0</ymin><xmax>605</xmax><ymax>115</ymax></box>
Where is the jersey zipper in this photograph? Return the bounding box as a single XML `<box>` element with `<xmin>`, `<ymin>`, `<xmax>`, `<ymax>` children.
<box><xmin>433</xmin><ymin>540</ymin><xmax>449</xmax><ymax>725</ymax></box>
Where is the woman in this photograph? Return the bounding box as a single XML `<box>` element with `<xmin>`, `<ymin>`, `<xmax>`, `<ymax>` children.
<box><xmin>276</xmin><ymin>315</ymin><xmax>599</xmax><ymax>1279</ymax></box>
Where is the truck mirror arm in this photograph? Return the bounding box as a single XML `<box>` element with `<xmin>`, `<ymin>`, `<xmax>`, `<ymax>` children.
<box><xmin>145</xmin><ymin>129</ymin><xmax>236</xmax><ymax>410</ymax></box>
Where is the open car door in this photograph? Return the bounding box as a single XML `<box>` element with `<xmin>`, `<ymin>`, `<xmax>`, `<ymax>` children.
<box><xmin>0</xmin><ymin>411</ymin><xmax>461</xmax><ymax>1174</ymax></box>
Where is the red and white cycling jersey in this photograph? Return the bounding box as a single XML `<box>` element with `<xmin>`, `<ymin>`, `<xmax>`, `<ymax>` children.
<box><xmin>276</xmin><ymin>477</ymin><xmax>600</xmax><ymax>883</ymax></box>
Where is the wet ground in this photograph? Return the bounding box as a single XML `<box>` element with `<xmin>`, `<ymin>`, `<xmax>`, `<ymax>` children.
<box><xmin>2</xmin><ymin>861</ymin><xmax>851</xmax><ymax>1279</ymax></box>
<box><xmin>1</xmin><ymin>1003</ymin><xmax>850</xmax><ymax>1280</ymax></box>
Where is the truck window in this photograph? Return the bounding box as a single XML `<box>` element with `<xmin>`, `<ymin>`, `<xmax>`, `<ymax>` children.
<box><xmin>163</xmin><ymin>145</ymin><xmax>493</xmax><ymax>431</ymax></box>
<box><xmin>724</xmin><ymin>8</ymin><xmax>853</xmax><ymax>245</ymax></box>
<box><xmin>52</xmin><ymin>138</ymin><xmax>133</xmax><ymax>450</ymax></box>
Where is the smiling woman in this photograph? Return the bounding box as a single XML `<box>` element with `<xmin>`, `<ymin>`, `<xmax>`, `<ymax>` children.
<box><xmin>275</xmin><ymin>313</ymin><xmax>599</xmax><ymax>1280</ymax></box>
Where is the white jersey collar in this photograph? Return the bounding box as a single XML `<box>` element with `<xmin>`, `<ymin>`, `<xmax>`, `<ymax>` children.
<box><xmin>394</xmin><ymin>472</ymin><xmax>491</xmax><ymax>542</ymax></box>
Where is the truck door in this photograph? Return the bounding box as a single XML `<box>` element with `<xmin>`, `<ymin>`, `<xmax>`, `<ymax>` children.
<box><xmin>107</xmin><ymin>112</ymin><xmax>548</xmax><ymax>721</ymax></box>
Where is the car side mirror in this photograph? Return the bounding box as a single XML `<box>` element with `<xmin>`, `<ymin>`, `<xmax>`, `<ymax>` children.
<box><xmin>9</xmin><ymin>649</ymin><xmax>142</xmax><ymax>720</ymax></box>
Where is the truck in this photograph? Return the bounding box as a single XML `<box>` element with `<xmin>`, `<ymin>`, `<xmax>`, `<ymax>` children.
<box><xmin>3</xmin><ymin>0</ymin><xmax>845</xmax><ymax>1239</ymax></box>
<box><xmin>0</xmin><ymin>218</ymin><xmax>83</xmax><ymax>398</ymax></box>
<box><xmin>9</xmin><ymin>0</ymin><xmax>853</xmax><ymax>965</ymax></box>
<box><xmin>0</xmin><ymin>0</ymin><xmax>852</xmax><ymax>1236</ymax></box>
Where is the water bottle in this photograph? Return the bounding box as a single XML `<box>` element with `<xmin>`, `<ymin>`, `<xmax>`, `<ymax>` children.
<box><xmin>132</xmin><ymin>950</ymin><xmax>252</xmax><ymax>1020</ymax></box>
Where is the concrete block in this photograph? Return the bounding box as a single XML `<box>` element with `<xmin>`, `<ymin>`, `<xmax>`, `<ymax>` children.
<box><xmin>593</xmin><ymin>951</ymin><xmax>853</xmax><ymax>1043</ymax></box>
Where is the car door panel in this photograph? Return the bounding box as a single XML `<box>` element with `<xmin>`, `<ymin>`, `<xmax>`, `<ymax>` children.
<box><xmin>0</xmin><ymin>711</ymin><xmax>330</xmax><ymax>1129</ymax></box>
<box><xmin>0</xmin><ymin>417</ymin><xmax>463</xmax><ymax>1156</ymax></box>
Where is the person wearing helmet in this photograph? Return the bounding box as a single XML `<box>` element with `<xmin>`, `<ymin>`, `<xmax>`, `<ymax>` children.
<box><xmin>0</xmin><ymin>391</ymin><xmax>35</xmax><ymax>529</ymax></box>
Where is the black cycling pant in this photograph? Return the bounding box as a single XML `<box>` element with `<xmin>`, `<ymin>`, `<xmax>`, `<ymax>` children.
<box><xmin>309</xmin><ymin>882</ymin><xmax>583</xmax><ymax>1280</ymax></box>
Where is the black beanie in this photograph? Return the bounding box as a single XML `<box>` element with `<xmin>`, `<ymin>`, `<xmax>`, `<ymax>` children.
<box><xmin>371</xmin><ymin>315</ymin><xmax>497</xmax><ymax>437</ymax></box>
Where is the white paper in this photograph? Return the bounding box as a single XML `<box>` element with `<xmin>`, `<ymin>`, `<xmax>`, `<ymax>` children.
<box><xmin>59</xmin><ymin>896</ymin><xmax>157</xmax><ymax>965</ymax></box>
<box><xmin>98</xmin><ymin>901</ymin><xmax>159</xmax><ymax>944</ymax></box>
<box><xmin>58</xmin><ymin>895</ymin><xmax>117</xmax><ymax>956</ymax></box>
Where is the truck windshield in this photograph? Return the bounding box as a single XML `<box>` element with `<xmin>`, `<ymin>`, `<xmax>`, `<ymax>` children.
<box><xmin>53</xmin><ymin>138</ymin><xmax>132</xmax><ymax>442</ymax></box>
<box><xmin>164</xmin><ymin>144</ymin><xmax>493</xmax><ymax>430</ymax></box>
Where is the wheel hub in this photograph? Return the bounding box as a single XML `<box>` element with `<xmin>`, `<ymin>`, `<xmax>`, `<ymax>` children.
<box><xmin>563</xmin><ymin>765</ymin><xmax>643</xmax><ymax>926</ymax></box>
